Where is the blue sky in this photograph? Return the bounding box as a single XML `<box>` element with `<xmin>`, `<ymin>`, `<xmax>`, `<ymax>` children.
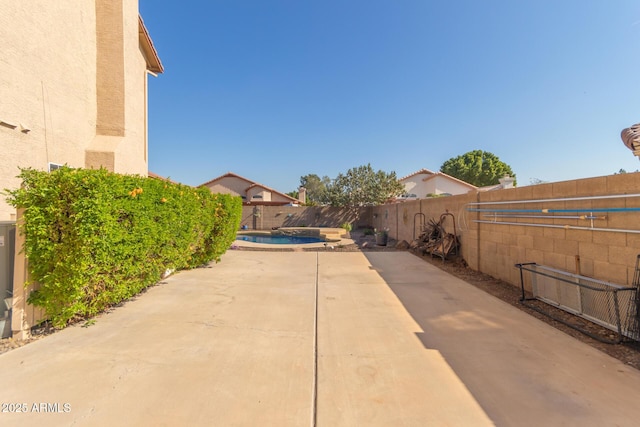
<box><xmin>140</xmin><ymin>0</ymin><xmax>640</xmax><ymax>193</ymax></box>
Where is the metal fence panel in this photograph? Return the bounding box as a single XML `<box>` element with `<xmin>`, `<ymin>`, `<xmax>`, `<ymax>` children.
<box><xmin>516</xmin><ymin>263</ymin><xmax>639</xmax><ymax>342</ymax></box>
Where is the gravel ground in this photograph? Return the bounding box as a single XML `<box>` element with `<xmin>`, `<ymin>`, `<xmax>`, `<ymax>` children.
<box><xmin>0</xmin><ymin>321</ymin><xmax>55</xmax><ymax>355</ymax></box>
<box><xmin>2</xmin><ymin>229</ymin><xmax>639</xmax><ymax>370</ymax></box>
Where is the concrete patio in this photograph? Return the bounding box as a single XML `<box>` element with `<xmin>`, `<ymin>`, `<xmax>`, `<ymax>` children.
<box><xmin>0</xmin><ymin>251</ymin><xmax>639</xmax><ymax>426</ymax></box>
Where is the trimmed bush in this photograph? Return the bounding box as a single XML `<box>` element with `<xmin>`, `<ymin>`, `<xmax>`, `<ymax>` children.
<box><xmin>7</xmin><ymin>167</ymin><xmax>242</xmax><ymax>327</ymax></box>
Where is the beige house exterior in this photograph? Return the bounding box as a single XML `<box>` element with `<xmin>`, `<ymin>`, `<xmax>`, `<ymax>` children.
<box><xmin>0</xmin><ymin>0</ymin><xmax>163</xmax><ymax>221</ymax></box>
<box><xmin>396</xmin><ymin>168</ymin><xmax>477</xmax><ymax>201</ymax></box>
<box><xmin>201</xmin><ymin>172</ymin><xmax>300</xmax><ymax>206</ymax></box>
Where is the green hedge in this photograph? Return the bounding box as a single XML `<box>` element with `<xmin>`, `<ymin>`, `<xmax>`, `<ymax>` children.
<box><xmin>7</xmin><ymin>167</ymin><xmax>242</xmax><ymax>327</ymax></box>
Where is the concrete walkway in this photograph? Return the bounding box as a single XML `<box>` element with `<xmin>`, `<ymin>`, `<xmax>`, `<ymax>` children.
<box><xmin>0</xmin><ymin>251</ymin><xmax>639</xmax><ymax>426</ymax></box>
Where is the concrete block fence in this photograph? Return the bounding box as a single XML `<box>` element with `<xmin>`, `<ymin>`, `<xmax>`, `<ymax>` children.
<box><xmin>247</xmin><ymin>172</ymin><xmax>640</xmax><ymax>289</ymax></box>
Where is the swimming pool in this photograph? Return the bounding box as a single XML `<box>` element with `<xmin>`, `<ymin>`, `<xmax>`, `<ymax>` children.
<box><xmin>236</xmin><ymin>234</ymin><xmax>325</xmax><ymax>244</ymax></box>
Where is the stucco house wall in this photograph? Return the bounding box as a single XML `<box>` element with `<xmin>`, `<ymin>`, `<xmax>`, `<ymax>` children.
<box><xmin>0</xmin><ymin>2</ymin><xmax>95</xmax><ymax>220</ymax></box>
<box><xmin>205</xmin><ymin>175</ymin><xmax>254</xmax><ymax>200</ymax></box>
<box><xmin>400</xmin><ymin>169</ymin><xmax>476</xmax><ymax>200</ymax></box>
<box><xmin>422</xmin><ymin>174</ymin><xmax>477</xmax><ymax>195</ymax></box>
<box><xmin>247</xmin><ymin>186</ymin><xmax>272</xmax><ymax>202</ymax></box>
<box><xmin>0</xmin><ymin>0</ymin><xmax>162</xmax><ymax>221</ymax></box>
<box><xmin>201</xmin><ymin>172</ymin><xmax>299</xmax><ymax>206</ymax></box>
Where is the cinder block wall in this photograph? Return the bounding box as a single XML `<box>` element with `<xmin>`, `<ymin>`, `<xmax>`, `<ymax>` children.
<box><xmin>240</xmin><ymin>206</ymin><xmax>368</xmax><ymax>230</ymax></box>
<box><xmin>368</xmin><ymin>193</ymin><xmax>478</xmax><ymax>267</ymax></box>
<box><xmin>238</xmin><ymin>172</ymin><xmax>640</xmax><ymax>289</ymax></box>
<box><xmin>473</xmin><ymin>173</ymin><xmax>640</xmax><ymax>288</ymax></box>
<box><xmin>369</xmin><ymin>173</ymin><xmax>640</xmax><ymax>288</ymax></box>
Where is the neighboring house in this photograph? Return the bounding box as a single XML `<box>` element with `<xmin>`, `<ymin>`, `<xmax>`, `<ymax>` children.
<box><xmin>396</xmin><ymin>169</ymin><xmax>477</xmax><ymax>201</ymax></box>
<box><xmin>0</xmin><ymin>1</ymin><xmax>163</xmax><ymax>221</ymax></box>
<box><xmin>201</xmin><ymin>172</ymin><xmax>301</xmax><ymax>206</ymax></box>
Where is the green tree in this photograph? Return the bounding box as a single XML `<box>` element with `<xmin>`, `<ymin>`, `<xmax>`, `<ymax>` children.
<box><xmin>325</xmin><ymin>164</ymin><xmax>404</xmax><ymax>208</ymax></box>
<box><xmin>299</xmin><ymin>174</ymin><xmax>331</xmax><ymax>205</ymax></box>
<box><xmin>440</xmin><ymin>150</ymin><xmax>516</xmax><ymax>187</ymax></box>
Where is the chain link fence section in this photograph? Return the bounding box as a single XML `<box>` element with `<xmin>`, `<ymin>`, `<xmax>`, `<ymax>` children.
<box><xmin>516</xmin><ymin>262</ymin><xmax>640</xmax><ymax>343</ymax></box>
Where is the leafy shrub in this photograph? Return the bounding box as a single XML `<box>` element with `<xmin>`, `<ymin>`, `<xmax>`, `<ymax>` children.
<box><xmin>7</xmin><ymin>167</ymin><xmax>241</xmax><ymax>327</ymax></box>
<box><xmin>340</xmin><ymin>222</ymin><xmax>352</xmax><ymax>232</ymax></box>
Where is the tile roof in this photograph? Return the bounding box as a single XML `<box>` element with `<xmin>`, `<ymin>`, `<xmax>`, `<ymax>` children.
<box><xmin>399</xmin><ymin>168</ymin><xmax>437</xmax><ymax>181</ymax></box>
<box><xmin>400</xmin><ymin>169</ymin><xmax>477</xmax><ymax>189</ymax></box>
<box><xmin>200</xmin><ymin>172</ymin><xmax>298</xmax><ymax>202</ymax></box>
<box><xmin>139</xmin><ymin>16</ymin><xmax>164</xmax><ymax>74</ymax></box>
<box><xmin>421</xmin><ymin>172</ymin><xmax>477</xmax><ymax>189</ymax></box>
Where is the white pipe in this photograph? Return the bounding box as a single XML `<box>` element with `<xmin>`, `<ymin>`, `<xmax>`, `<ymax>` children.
<box><xmin>483</xmin><ymin>214</ymin><xmax>605</xmax><ymax>220</ymax></box>
<box><xmin>473</xmin><ymin>219</ymin><xmax>640</xmax><ymax>234</ymax></box>
<box><xmin>467</xmin><ymin>193</ymin><xmax>640</xmax><ymax>206</ymax></box>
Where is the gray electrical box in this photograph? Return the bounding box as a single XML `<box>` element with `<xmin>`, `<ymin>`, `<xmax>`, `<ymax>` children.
<box><xmin>0</xmin><ymin>222</ymin><xmax>16</xmax><ymax>338</ymax></box>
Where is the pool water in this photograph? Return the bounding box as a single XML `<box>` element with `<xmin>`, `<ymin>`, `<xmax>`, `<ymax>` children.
<box><xmin>236</xmin><ymin>234</ymin><xmax>325</xmax><ymax>244</ymax></box>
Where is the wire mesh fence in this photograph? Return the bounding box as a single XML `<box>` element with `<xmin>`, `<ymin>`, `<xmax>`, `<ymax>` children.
<box><xmin>516</xmin><ymin>262</ymin><xmax>640</xmax><ymax>343</ymax></box>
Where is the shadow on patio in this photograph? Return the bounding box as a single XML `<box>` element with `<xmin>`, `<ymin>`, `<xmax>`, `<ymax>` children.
<box><xmin>361</xmin><ymin>251</ymin><xmax>640</xmax><ymax>427</ymax></box>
